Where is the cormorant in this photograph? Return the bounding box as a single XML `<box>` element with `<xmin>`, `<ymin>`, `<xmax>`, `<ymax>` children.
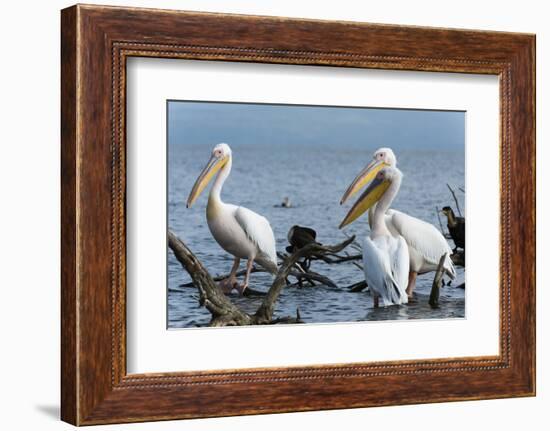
<box><xmin>441</xmin><ymin>206</ymin><xmax>465</xmax><ymax>252</ymax></box>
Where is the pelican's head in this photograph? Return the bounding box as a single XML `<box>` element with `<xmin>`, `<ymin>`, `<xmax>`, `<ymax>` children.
<box><xmin>373</xmin><ymin>147</ymin><xmax>397</xmax><ymax>167</ymax></box>
<box><xmin>339</xmin><ymin>147</ymin><xmax>397</xmax><ymax>205</ymax></box>
<box><xmin>339</xmin><ymin>166</ymin><xmax>399</xmax><ymax>229</ymax></box>
<box><xmin>186</xmin><ymin>143</ymin><xmax>231</xmax><ymax>208</ymax></box>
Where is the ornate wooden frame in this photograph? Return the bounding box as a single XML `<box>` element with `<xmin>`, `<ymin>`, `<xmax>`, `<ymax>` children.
<box><xmin>61</xmin><ymin>4</ymin><xmax>536</xmax><ymax>425</ymax></box>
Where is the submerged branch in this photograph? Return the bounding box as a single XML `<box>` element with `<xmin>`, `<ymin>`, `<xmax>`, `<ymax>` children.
<box><xmin>270</xmin><ymin>308</ymin><xmax>304</xmax><ymax>324</ymax></box>
<box><xmin>347</xmin><ymin>280</ymin><xmax>368</xmax><ymax>292</ymax></box>
<box><xmin>450</xmin><ymin>250</ymin><xmax>465</xmax><ymax>267</ymax></box>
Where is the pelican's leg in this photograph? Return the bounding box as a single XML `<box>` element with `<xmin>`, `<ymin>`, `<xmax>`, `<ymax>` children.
<box><xmin>406</xmin><ymin>271</ymin><xmax>417</xmax><ymax>299</ymax></box>
<box><xmin>237</xmin><ymin>258</ymin><xmax>255</xmax><ymax>295</ymax></box>
<box><xmin>219</xmin><ymin>257</ymin><xmax>240</xmax><ymax>294</ymax></box>
<box><xmin>373</xmin><ymin>292</ymin><xmax>380</xmax><ymax>308</ymax></box>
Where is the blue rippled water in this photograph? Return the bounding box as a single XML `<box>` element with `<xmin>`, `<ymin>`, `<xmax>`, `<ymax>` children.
<box><xmin>167</xmin><ymin>142</ymin><xmax>465</xmax><ymax>328</ymax></box>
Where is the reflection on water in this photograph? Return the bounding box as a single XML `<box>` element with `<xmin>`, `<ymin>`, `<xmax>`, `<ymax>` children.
<box><xmin>168</xmin><ymin>143</ymin><xmax>465</xmax><ymax>328</ymax></box>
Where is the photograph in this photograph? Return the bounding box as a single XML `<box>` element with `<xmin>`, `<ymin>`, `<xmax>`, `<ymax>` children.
<box><xmin>167</xmin><ymin>100</ymin><xmax>466</xmax><ymax>328</ymax></box>
<box><xmin>48</xmin><ymin>1</ymin><xmax>537</xmax><ymax>426</ymax></box>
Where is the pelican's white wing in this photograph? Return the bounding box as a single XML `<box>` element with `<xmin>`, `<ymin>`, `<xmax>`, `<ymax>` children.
<box><xmin>392</xmin><ymin>236</ymin><xmax>410</xmax><ymax>294</ymax></box>
<box><xmin>387</xmin><ymin>209</ymin><xmax>456</xmax><ymax>279</ymax></box>
<box><xmin>363</xmin><ymin>236</ymin><xmax>409</xmax><ymax>306</ymax></box>
<box><xmin>234</xmin><ymin>206</ymin><xmax>278</xmax><ymax>272</ymax></box>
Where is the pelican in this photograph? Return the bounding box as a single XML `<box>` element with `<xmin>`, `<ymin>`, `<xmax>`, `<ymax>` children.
<box><xmin>186</xmin><ymin>143</ymin><xmax>278</xmax><ymax>294</ymax></box>
<box><xmin>340</xmin><ymin>148</ymin><xmax>456</xmax><ymax>298</ymax></box>
<box><xmin>339</xmin><ymin>165</ymin><xmax>409</xmax><ymax>307</ymax></box>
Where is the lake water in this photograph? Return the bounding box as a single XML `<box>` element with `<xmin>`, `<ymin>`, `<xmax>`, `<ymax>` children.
<box><xmin>168</xmin><ymin>143</ymin><xmax>465</xmax><ymax>328</ymax></box>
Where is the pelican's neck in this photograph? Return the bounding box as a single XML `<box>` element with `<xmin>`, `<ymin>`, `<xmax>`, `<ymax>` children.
<box><xmin>371</xmin><ymin>171</ymin><xmax>402</xmax><ymax>237</ymax></box>
<box><xmin>368</xmin><ymin>204</ymin><xmax>376</xmax><ymax>230</ymax></box>
<box><xmin>208</xmin><ymin>156</ymin><xmax>232</xmax><ymax>210</ymax></box>
<box><xmin>367</xmin><ymin>160</ymin><xmax>397</xmax><ymax>229</ymax></box>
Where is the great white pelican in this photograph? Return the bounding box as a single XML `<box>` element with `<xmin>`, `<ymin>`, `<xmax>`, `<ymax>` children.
<box><xmin>186</xmin><ymin>143</ymin><xmax>278</xmax><ymax>294</ymax></box>
<box><xmin>340</xmin><ymin>165</ymin><xmax>409</xmax><ymax>307</ymax></box>
<box><xmin>340</xmin><ymin>147</ymin><xmax>456</xmax><ymax>298</ymax></box>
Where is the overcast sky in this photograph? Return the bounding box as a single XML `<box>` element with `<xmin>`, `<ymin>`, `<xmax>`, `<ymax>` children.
<box><xmin>168</xmin><ymin>100</ymin><xmax>464</xmax><ymax>151</ymax></box>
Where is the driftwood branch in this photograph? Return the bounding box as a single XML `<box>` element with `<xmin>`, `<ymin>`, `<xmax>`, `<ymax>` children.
<box><xmin>342</xmin><ymin>231</ymin><xmax>363</xmax><ymax>253</ymax></box>
<box><xmin>168</xmin><ymin>231</ymin><xmax>252</xmax><ymax>326</ymax></box>
<box><xmin>310</xmin><ymin>253</ymin><xmax>362</xmax><ymax>264</ymax></box>
<box><xmin>254</xmin><ymin>237</ymin><xmax>355</xmax><ymax>323</ymax></box>
<box><xmin>349</xmin><ymin>258</ymin><xmax>364</xmax><ymax>271</ymax></box>
<box><xmin>446</xmin><ymin>183</ymin><xmax>463</xmax><ymax>217</ymax></box>
<box><xmin>179</xmin><ymin>266</ymin><xmax>266</xmax><ymax>288</ymax></box>
<box><xmin>289</xmin><ymin>270</ymin><xmax>337</xmax><ymax>288</ymax></box>
<box><xmin>168</xmin><ymin>230</ymin><xmax>355</xmax><ymax>326</ymax></box>
<box><xmin>170</xmin><ymin>226</ymin><xmax>463</xmax><ymax>325</ymax></box>
<box><xmin>192</xmin><ymin>238</ymin><xmax>360</xmax><ymax>290</ymax></box>
<box><xmin>435</xmin><ymin>205</ymin><xmax>445</xmax><ymax>235</ymax></box>
<box><xmin>429</xmin><ymin>253</ymin><xmax>447</xmax><ymax>308</ymax></box>
<box><xmin>180</xmin><ymin>265</ymin><xmax>339</xmax><ymax>289</ymax></box>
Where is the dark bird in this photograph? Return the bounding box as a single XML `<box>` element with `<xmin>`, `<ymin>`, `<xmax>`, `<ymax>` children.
<box><xmin>285</xmin><ymin>225</ymin><xmax>320</xmax><ymax>254</ymax></box>
<box><xmin>274</xmin><ymin>197</ymin><xmax>292</xmax><ymax>208</ymax></box>
<box><xmin>440</xmin><ymin>206</ymin><xmax>465</xmax><ymax>252</ymax></box>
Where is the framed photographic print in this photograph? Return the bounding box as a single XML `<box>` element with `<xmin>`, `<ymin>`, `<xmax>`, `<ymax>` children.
<box><xmin>61</xmin><ymin>4</ymin><xmax>535</xmax><ymax>425</ymax></box>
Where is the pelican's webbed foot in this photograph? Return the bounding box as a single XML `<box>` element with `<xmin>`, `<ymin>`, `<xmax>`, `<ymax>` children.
<box><xmin>235</xmin><ymin>283</ymin><xmax>248</xmax><ymax>296</ymax></box>
<box><xmin>218</xmin><ymin>277</ymin><xmax>239</xmax><ymax>294</ymax></box>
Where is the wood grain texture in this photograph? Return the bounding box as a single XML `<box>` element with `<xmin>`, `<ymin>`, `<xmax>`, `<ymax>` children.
<box><xmin>60</xmin><ymin>4</ymin><xmax>536</xmax><ymax>425</ymax></box>
<box><xmin>60</xmin><ymin>5</ymin><xmax>78</xmax><ymax>425</ymax></box>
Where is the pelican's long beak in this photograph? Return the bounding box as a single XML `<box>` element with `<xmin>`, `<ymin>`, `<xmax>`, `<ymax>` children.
<box><xmin>340</xmin><ymin>160</ymin><xmax>389</xmax><ymax>205</ymax></box>
<box><xmin>186</xmin><ymin>155</ymin><xmax>228</xmax><ymax>208</ymax></box>
<box><xmin>339</xmin><ymin>175</ymin><xmax>390</xmax><ymax>229</ymax></box>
